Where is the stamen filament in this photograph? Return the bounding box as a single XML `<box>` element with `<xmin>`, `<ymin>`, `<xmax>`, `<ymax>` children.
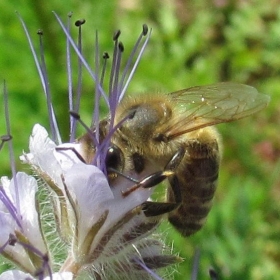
<box><xmin>17</xmin><ymin>12</ymin><xmax>61</xmax><ymax>144</ymax></box>
<box><xmin>71</xmin><ymin>19</ymin><xmax>85</xmax><ymax>140</ymax></box>
<box><xmin>67</xmin><ymin>12</ymin><xmax>75</xmax><ymax>142</ymax></box>
<box><xmin>119</xmin><ymin>24</ymin><xmax>148</xmax><ymax>93</ymax></box>
<box><xmin>133</xmin><ymin>258</ymin><xmax>163</xmax><ymax>280</ymax></box>
<box><xmin>3</xmin><ymin>81</ymin><xmax>21</xmax><ymax>217</ymax></box>
<box><xmin>0</xmin><ymin>186</ymin><xmax>22</xmax><ymax>229</ymax></box>
<box><xmin>109</xmin><ymin>30</ymin><xmax>121</xmax><ymax>101</ymax></box>
<box><xmin>0</xmin><ymin>135</ymin><xmax>12</xmax><ymax>151</ymax></box>
<box><xmin>53</xmin><ymin>12</ymin><xmax>109</xmax><ymax>107</ymax></box>
<box><xmin>108</xmin><ymin>42</ymin><xmax>124</xmax><ymax>134</ymax></box>
<box><xmin>93</xmin><ymin>111</ymin><xmax>134</xmax><ymax>171</ymax></box>
<box><xmin>93</xmin><ymin>31</ymin><xmax>100</xmax><ymax>154</ymax></box>
<box><xmin>69</xmin><ymin>111</ymin><xmax>98</xmax><ymax>147</ymax></box>
<box><xmin>100</xmin><ymin>52</ymin><xmax>109</xmax><ymax>88</ymax></box>
<box><xmin>119</xmin><ymin>27</ymin><xmax>152</xmax><ymax>101</ymax></box>
<box><xmin>37</xmin><ymin>31</ymin><xmax>59</xmax><ymax>144</ymax></box>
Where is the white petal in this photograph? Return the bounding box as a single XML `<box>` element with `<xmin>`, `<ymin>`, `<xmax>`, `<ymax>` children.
<box><xmin>16</xmin><ymin>173</ymin><xmax>46</xmax><ymax>252</ymax></box>
<box><xmin>44</xmin><ymin>272</ymin><xmax>73</xmax><ymax>280</ymax></box>
<box><xmin>54</xmin><ymin>143</ymin><xmax>84</xmax><ymax>171</ymax></box>
<box><xmin>0</xmin><ymin>212</ymin><xmax>35</xmax><ymax>271</ymax></box>
<box><xmin>0</xmin><ymin>271</ymin><xmax>73</xmax><ymax>280</ymax></box>
<box><xmin>63</xmin><ymin>163</ymin><xmax>114</xmax><ymax>240</ymax></box>
<box><xmin>0</xmin><ymin>173</ymin><xmax>47</xmax><ymax>269</ymax></box>
<box><xmin>0</xmin><ymin>211</ymin><xmax>16</xmax><ymax>245</ymax></box>
<box><xmin>0</xmin><ymin>270</ymin><xmax>34</xmax><ymax>280</ymax></box>
<box><xmin>20</xmin><ymin>124</ymin><xmax>62</xmax><ymax>186</ymax></box>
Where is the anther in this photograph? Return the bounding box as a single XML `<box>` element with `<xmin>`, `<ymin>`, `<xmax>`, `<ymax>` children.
<box><xmin>69</xmin><ymin>111</ymin><xmax>98</xmax><ymax>147</ymax></box>
<box><xmin>69</xmin><ymin>110</ymin><xmax>80</xmax><ymax>120</ymax></box>
<box><xmin>67</xmin><ymin>12</ymin><xmax>73</xmax><ymax>18</ymax></box>
<box><xmin>142</xmin><ymin>24</ymin><xmax>148</xmax><ymax>36</ymax></box>
<box><xmin>37</xmin><ymin>29</ymin><xmax>43</xmax><ymax>36</ymax></box>
<box><xmin>118</xmin><ymin>42</ymin><xmax>124</xmax><ymax>52</ymax></box>
<box><xmin>42</xmin><ymin>253</ymin><xmax>49</xmax><ymax>263</ymax></box>
<box><xmin>1</xmin><ymin>135</ymin><xmax>12</xmax><ymax>142</ymax></box>
<box><xmin>75</xmin><ymin>19</ymin><xmax>86</xmax><ymax>27</ymax></box>
<box><xmin>8</xmin><ymin>234</ymin><xmax>17</xmax><ymax>246</ymax></box>
<box><xmin>209</xmin><ymin>268</ymin><xmax>218</xmax><ymax>280</ymax></box>
<box><xmin>103</xmin><ymin>52</ymin><xmax>110</xmax><ymax>59</ymax></box>
<box><xmin>113</xmin><ymin>30</ymin><xmax>121</xmax><ymax>41</ymax></box>
<box><xmin>0</xmin><ymin>134</ymin><xmax>12</xmax><ymax>151</ymax></box>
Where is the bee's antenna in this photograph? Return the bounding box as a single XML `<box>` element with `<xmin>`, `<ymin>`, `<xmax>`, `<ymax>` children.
<box><xmin>107</xmin><ymin>168</ymin><xmax>139</xmax><ymax>183</ymax></box>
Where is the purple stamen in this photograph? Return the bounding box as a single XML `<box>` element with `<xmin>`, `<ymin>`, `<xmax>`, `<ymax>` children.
<box><xmin>69</xmin><ymin>111</ymin><xmax>98</xmax><ymax>147</ymax></box>
<box><xmin>108</xmin><ymin>42</ymin><xmax>124</xmax><ymax>134</ymax></box>
<box><xmin>100</xmin><ymin>52</ymin><xmax>109</xmax><ymax>88</ymax></box>
<box><xmin>0</xmin><ymin>186</ymin><xmax>22</xmax><ymax>229</ymax></box>
<box><xmin>118</xmin><ymin>24</ymin><xmax>148</xmax><ymax>93</ymax></box>
<box><xmin>93</xmin><ymin>111</ymin><xmax>134</xmax><ymax>172</ymax></box>
<box><xmin>3</xmin><ymin>81</ymin><xmax>22</xmax><ymax>219</ymax></box>
<box><xmin>93</xmin><ymin>31</ymin><xmax>101</xmax><ymax>150</ymax></box>
<box><xmin>37</xmin><ymin>31</ymin><xmax>59</xmax><ymax>144</ymax></box>
<box><xmin>133</xmin><ymin>258</ymin><xmax>163</xmax><ymax>280</ymax></box>
<box><xmin>16</xmin><ymin>12</ymin><xmax>61</xmax><ymax>144</ymax></box>
<box><xmin>0</xmin><ymin>135</ymin><xmax>12</xmax><ymax>151</ymax></box>
<box><xmin>191</xmin><ymin>248</ymin><xmax>200</xmax><ymax>280</ymax></box>
<box><xmin>109</xmin><ymin>30</ymin><xmax>121</xmax><ymax>101</ymax></box>
<box><xmin>53</xmin><ymin>12</ymin><xmax>109</xmax><ymax>107</ymax></box>
<box><xmin>67</xmin><ymin>13</ymin><xmax>75</xmax><ymax>142</ymax></box>
<box><xmin>71</xmin><ymin>19</ymin><xmax>85</xmax><ymax>140</ymax></box>
<box><xmin>119</xmin><ymin>26</ymin><xmax>151</xmax><ymax>101</ymax></box>
<box><xmin>17</xmin><ymin>239</ymin><xmax>52</xmax><ymax>279</ymax></box>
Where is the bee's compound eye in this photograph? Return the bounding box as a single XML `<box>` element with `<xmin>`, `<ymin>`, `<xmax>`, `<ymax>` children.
<box><xmin>105</xmin><ymin>145</ymin><xmax>124</xmax><ymax>172</ymax></box>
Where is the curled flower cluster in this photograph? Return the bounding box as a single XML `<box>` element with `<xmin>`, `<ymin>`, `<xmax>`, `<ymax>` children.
<box><xmin>0</xmin><ymin>12</ymin><xmax>180</xmax><ymax>280</ymax></box>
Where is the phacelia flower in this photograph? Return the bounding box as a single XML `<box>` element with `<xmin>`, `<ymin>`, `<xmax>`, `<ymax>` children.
<box><xmin>0</xmin><ymin>12</ymin><xmax>181</xmax><ymax>280</ymax></box>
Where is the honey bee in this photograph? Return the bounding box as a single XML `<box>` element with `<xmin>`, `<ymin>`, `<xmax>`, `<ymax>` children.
<box><xmin>79</xmin><ymin>82</ymin><xmax>269</xmax><ymax>236</ymax></box>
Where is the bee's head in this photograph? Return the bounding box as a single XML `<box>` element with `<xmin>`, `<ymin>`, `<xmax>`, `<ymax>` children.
<box><xmin>117</xmin><ymin>97</ymin><xmax>172</xmax><ymax>143</ymax></box>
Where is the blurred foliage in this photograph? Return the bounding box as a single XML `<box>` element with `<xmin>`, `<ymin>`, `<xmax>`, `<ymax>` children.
<box><xmin>0</xmin><ymin>0</ymin><xmax>280</xmax><ymax>279</ymax></box>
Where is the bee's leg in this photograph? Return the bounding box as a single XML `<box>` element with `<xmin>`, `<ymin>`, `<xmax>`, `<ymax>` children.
<box><xmin>123</xmin><ymin>147</ymin><xmax>185</xmax><ymax>217</ymax></box>
<box><xmin>122</xmin><ymin>147</ymin><xmax>185</xmax><ymax>197</ymax></box>
<box><xmin>142</xmin><ymin>175</ymin><xmax>182</xmax><ymax>217</ymax></box>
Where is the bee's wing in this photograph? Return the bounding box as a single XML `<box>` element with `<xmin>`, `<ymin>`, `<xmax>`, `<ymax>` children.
<box><xmin>165</xmin><ymin>82</ymin><xmax>270</xmax><ymax>139</ymax></box>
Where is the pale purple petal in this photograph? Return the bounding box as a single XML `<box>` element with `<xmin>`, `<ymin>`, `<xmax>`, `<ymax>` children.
<box><xmin>0</xmin><ymin>270</ymin><xmax>34</xmax><ymax>280</ymax></box>
<box><xmin>0</xmin><ymin>172</ymin><xmax>47</xmax><ymax>267</ymax></box>
<box><xmin>0</xmin><ymin>212</ymin><xmax>34</xmax><ymax>270</ymax></box>
<box><xmin>63</xmin><ymin>163</ymin><xmax>114</xmax><ymax>243</ymax></box>
<box><xmin>44</xmin><ymin>272</ymin><xmax>73</xmax><ymax>280</ymax></box>
<box><xmin>20</xmin><ymin>124</ymin><xmax>62</xmax><ymax>187</ymax></box>
<box><xmin>14</xmin><ymin>173</ymin><xmax>46</xmax><ymax>252</ymax></box>
<box><xmin>53</xmin><ymin>143</ymin><xmax>84</xmax><ymax>171</ymax></box>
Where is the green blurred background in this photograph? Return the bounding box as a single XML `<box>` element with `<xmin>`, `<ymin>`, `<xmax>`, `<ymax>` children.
<box><xmin>0</xmin><ymin>0</ymin><xmax>279</xmax><ymax>279</ymax></box>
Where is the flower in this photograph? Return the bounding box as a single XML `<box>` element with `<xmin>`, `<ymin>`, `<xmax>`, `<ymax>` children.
<box><xmin>0</xmin><ymin>172</ymin><xmax>48</xmax><ymax>276</ymax></box>
<box><xmin>0</xmin><ymin>270</ymin><xmax>73</xmax><ymax>280</ymax></box>
<box><xmin>0</xmin><ymin>12</ymin><xmax>181</xmax><ymax>279</ymax></box>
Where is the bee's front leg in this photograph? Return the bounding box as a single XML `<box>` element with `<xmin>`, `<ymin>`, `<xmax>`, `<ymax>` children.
<box><xmin>122</xmin><ymin>147</ymin><xmax>185</xmax><ymax>217</ymax></box>
<box><xmin>142</xmin><ymin>175</ymin><xmax>182</xmax><ymax>217</ymax></box>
